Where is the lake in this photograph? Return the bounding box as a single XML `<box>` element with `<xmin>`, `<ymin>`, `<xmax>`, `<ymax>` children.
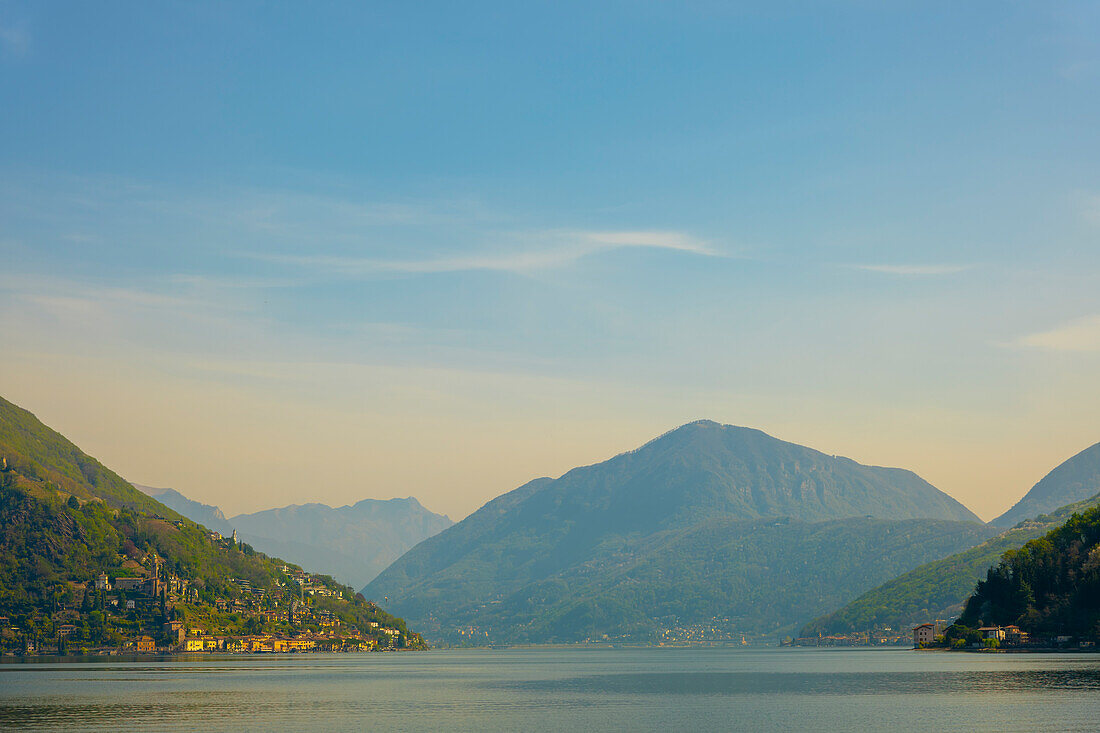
<box><xmin>2</xmin><ymin>647</ymin><xmax>1098</xmax><ymax>731</ymax></box>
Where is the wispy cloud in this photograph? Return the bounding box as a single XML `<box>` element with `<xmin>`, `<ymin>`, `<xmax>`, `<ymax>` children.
<box><xmin>580</xmin><ymin>230</ymin><xmax>714</xmax><ymax>254</ymax></box>
<box><xmin>251</xmin><ymin>229</ymin><xmax>720</xmax><ymax>276</ymax></box>
<box><xmin>850</xmin><ymin>263</ymin><xmax>972</xmax><ymax>276</ymax></box>
<box><xmin>1014</xmin><ymin>314</ymin><xmax>1100</xmax><ymax>353</ymax></box>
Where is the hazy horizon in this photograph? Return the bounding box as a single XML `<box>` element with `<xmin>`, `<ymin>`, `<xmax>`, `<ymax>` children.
<box><xmin>3</xmin><ymin>2</ymin><xmax>1098</xmax><ymax>521</ymax></box>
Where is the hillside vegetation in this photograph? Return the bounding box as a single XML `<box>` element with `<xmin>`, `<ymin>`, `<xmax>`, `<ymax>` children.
<box><xmin>803</xmin><ymin>438</ymin><xmax>1100</xmax><ymax>637</ymax></box>
<box><xmin>0</xmin><ymin>396</ymin><xmax>423</xmax><ymax>652</ymax></box>
<box><xmin>954</xmin><ymin>504</ymin><xmax>1100</xmax><ymax>642</ymax></box>
<box><xmin>0</xmin><ymin>397</ymin><xmax>169</xmax><ymax>514</ymax></box>
<box><xmin>802</xmin><ymin>493</ymin><xmax>1100</xmax><ymax>636</ymax></box>
<box><xmin>366</xmin><ymin>420</ymin><xmax>991</xmax><ymax>644</ymax></box>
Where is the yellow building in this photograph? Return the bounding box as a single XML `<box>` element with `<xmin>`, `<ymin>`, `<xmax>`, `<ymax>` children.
<box><xmin>184</xmin><ymin>638</ymin><xmax>204</xmax><ymax>652</ymax></box>
<box><xmin>132</xmin><ymin>636</ymin><xmax>156</xmax><ymax>653</ymax></box>
<box><xmin>249</xmin><ymin>637</ymin><xmax>274</xmax><ymax>653</ymax></box>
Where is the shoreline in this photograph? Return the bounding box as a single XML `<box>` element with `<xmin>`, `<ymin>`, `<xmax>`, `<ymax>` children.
<box><xmin>916</xmin><ymin>646</ymin><xmax>1100</xmax><ymax>654</ymax></box>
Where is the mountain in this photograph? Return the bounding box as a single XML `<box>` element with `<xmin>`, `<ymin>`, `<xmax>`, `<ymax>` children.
<box><xmin>801</xmin><ymin>491</ymin><xmax>1100</xmax><ymax>637</ymax></box>
<box><xmin>138</xmin><ymin>486</ymin><xmax>234</xmax><ymax>537</ymax></box>
<box><xmin>364</xmin><ymin>420</ymin><xmax>991</xmax><ymax>643</ymax></box>
<box><xmin>992</xmin><ymin>441</ymin><xmax>1100</xmax><ymax>527</ymax></box>
<box><xmin>0</xmin><ymin>395</ymin><xmax>424</xmax><ymax>652</ymax></box>
<box><xmin>228</xmin><ymin>498</ymin><xmax>452</xmax><ymax>589</ymax></box>
<box><xmin>953</xmin><ymin>502</ymin><xmax>1100</xmax><ymax>642</ymax></box>
<box><xmin>0</xmin><ymin>397</ymin><xmax>169</xmax><ymax>516</ymax></box>
<box><xmin>141</xmin><ymin>488</ymin><xmax>453</xmax><ymax>590</ymax></box>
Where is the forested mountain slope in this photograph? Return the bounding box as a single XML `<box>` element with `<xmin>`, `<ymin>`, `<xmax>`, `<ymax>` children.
<box><xmin>954</xmin><ymin>503</ymin><xmax>1100</xmax><ymax>642</ymax></box>
<box><xmin>802</xmin><ymin>492</ymin><xmax>1100</xmax><ymax>636</ymax></box>
<box><xmin>366</xmin><ymin>420</ymin><xmax>989</xmax><ymax>643</ymax></box>
<box><xmin>0</xmin><ymin>395</ymin><xmax>423</xmax><ymax>651</ymax></box>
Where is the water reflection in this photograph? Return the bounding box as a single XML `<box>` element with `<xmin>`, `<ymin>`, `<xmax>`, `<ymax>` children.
<box><xmin>2</xmin><ymin>650</ymin><xmax>1099</xmax><ymax>732</ymax></box>
<box><xmin>502</xmin><ymin>668</ymin><xmax>1100</xmax><ymax>696</ymax></box>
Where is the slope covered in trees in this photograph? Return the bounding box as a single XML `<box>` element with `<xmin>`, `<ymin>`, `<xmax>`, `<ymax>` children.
<box><xmin>0</xmin><ymin>396</ymin><xmax>168</xmax><ymax>514</ymax></box>
<box><xmin>954</xmin><ymin>504</ymin><xmax>1100</xmax><ymax>641</ymax></box>
<box><xmin>366</xmin><ymin>421</ymin><xmax>991</xmax><ymax>643</ymax></box>
<box><xmin>802</xmin><ymin>493</ymin><xmax>1100</xmax><ymax>636</ymax></box>
<box><xmin>0</xmin><ymin>395</ymin><xmax>424</xmax><ymax>652</ymax></box>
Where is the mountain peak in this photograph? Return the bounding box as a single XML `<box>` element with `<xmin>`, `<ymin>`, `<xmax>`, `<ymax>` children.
<box><xmin>631</xmin><ymin>420</ymin><xmax>775</xmax><ymax>457</ymax></box>
<box><xmin>366</xmin><ymin>422</ymin><xmax>989</xmax><ymax>644</ymax></box>
<box><xmin>992</xmin><ymin>440</ymin><xmax>1100</xmax><ymax>527</ymax></box>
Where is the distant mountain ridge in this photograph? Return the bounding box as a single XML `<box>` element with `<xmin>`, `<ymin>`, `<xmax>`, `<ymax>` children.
<box><xmin>365</xmin><ymin>420</ymin><xmax>990</xmax><ymax>644</ymax></box>
<box><xmin>992</xmin><ymin>441</ymin><xmax>1100</xmax><ymax>527</ymax></box>
<box><xmin>136</xmin><ymin>486</ymin><xmax>233</xmax><ymax>535</ymax></box>
<box><xmin>142</xmin><ymin>487</ymin><xmax>453</xmax><ymax>589</ymax></box>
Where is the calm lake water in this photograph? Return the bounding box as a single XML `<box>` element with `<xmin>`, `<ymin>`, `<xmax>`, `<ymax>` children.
<box><xmin>2</xmin><ymin>647</ymin><xmax>1099</xmax><ymax>731</ymax></box>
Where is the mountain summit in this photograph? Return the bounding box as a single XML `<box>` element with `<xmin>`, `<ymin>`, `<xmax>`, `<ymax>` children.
<box><xmin>992</xmin><ymin>441</ymin><xmax>1100</xmax><ymax>527</ymax></box>
<box><xmin>365</xmin><ymin>420</ymin><xmax>989</xmax><ymax>643</ymax></box>
<box><xmin>549</xmin><ymin>420</ymin><xmax>981</xmax><ymax>526</ymax></box>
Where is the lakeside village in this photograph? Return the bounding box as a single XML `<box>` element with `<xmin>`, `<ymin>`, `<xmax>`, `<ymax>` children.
<box><xmin>912</xmin><ymin>620</ymin><xmax>1095</xmax><ymax>651</ymax></box>
<box><xmin>785</xmin><ymin>622</ymin><xmax>1097</xmax><ymax>651</ymax></box>
<box><xmin>0</xmin><ymin>527</ymin><xmax>411</xmax><ymax>656</ymax></box>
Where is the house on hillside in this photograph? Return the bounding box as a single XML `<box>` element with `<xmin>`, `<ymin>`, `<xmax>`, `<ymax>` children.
<box><xmin>131</xmin><ymin>636</ymin><xmax>155</xmax><ymax>653</ymax></box>
<box><xmin>114</xmin><ymin>577</ymin><xmax>145</xmax><ymax>591</ymax></box>
<box><xmin>978</xmin><ymin>626</ymin><xmax>1006</xmax><ymax>642</ymax></box>
<box><xmin>1002</xmin><ymin>625</ymin><xmax>1029</xmax><ymax>645</ymax></box>
<box><xmin>164</xmin><ymin>620</ymin><xmax>185</xmax><ymax>645</ymax></box>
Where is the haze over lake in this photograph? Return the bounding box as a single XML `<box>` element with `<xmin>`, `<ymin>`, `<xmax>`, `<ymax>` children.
<box><xmin>3</xmin><ymin>648</ymin><xmax>1099</xmax><ymax>732</ymax></box>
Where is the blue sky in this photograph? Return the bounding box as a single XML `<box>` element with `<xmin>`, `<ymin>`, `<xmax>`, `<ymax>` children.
<box><xmin>2</xmin><ymin>1</ymin><xmax>1099</xmax><ymax>519</ymax></box>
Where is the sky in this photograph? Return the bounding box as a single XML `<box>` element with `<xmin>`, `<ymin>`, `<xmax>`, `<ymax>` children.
<box><xmin>1</xmin><ymin>1</ymin><xmax>1098</xmax><ymax>521</ymax></box>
